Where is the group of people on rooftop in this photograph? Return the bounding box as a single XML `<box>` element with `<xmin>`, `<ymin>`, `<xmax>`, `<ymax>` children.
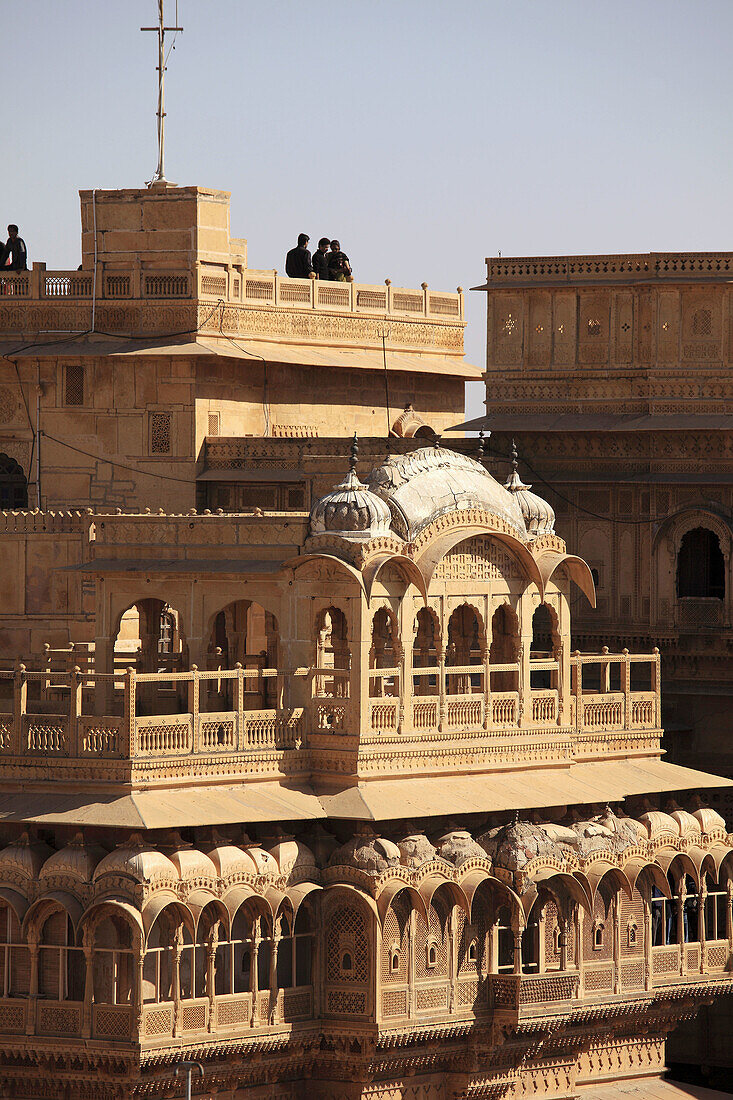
<box><xmin>1</xmin><ymin>225</ymin><xmax>27</xmax><ymax>271</ymax></box>
<box><xmin>285</xmin><ymin>234</ymin><xmax>351</xmax><ymax>281</ymax></box>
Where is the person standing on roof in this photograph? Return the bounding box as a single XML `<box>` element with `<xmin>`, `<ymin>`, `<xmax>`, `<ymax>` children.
<box><xmin>285</xmin><ymin>233</ymin><xmax>313</xmax><ymax>279</ymax></box>
<box><xmin>327</xmin><ymin>240</ymin><xmax>351</xmax><ymax>282</ymax></box>
<box><xmin>312</xmin><ymin>238</ymin><xmax>331</xmax><ymax>280</ymax></box>
<box><xmin>1</xmin><ymin>225</ymin><xmax>27</xmax><ymax>271</ymax></box>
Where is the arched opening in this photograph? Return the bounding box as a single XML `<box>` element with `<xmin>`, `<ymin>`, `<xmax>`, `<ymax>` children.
<box><xmin>412</xmin><ymin>607</ymin><xmax>439</xmax><ymax>699</ymax></box>
<box><xmin>206</xmin><ymin>600</ymin><xmax>280</xmax><ymax>711</ymax></box>
<box><xmin>37</xmin><ymin>908</ymin><xmax>84</xmax><ymax>1002</ymax></box>
<box><xmin>0</xmin><ymin>903</ymin><xmax>29</xmax><ymax>997</ymax></box>
<box><xmin>92</xmin><ymin>915</ymin><xmax>133</xmax><ymax>1005</ymax></box>
<box><xmin>143</xmin><ymin>907</ymin><xmax>185</xmax><ymax>1004</ymax></box>
<box><xmin>530</xmin><ymin>604</ymin><xmax>560</xmax><ymax>692</ymax></box>
<box><xmin>677</xmin><ymin>528</ymin><xmax>725</xmax><ymax>600</ymax></box>
<box><xmin>0</xmin><ymin>454</ymin><xmax>28</xmax><ymax>510</ymax></box>
<box><xmin>704</xmin><ymin>873</ymin><xmax>729</xmax><ymax>943</ymax></box>
<box><xmin>193</xmin><ymin>903</ymin><xmax>226</xmax><ymax>999</ymax></box>
<box><xmin>369</xmin><ymin>608</ymin><xmax>399</xmax><ymax>698</ymax></box>
<box><xmin>489</xmin><ymin>604</ymin><xmax>519</xmax><ymax>693</ymax></box>
<box><xmin>314</xmin><ymin>606</ymin><xmax>349</xmax><ymax>700</ymax></box>
<box><xmin>521</xmin><ymin>899</ymin><xmax>542</xmax><ymax>973</ymax></box>
<box><xmin>446</xmin><ymin>604</ymin><xmax>483</xmax><ymax>696</ymax></box>
<box><xmin>114</xmin><ymin>599</ymin><xmax>187</xmax><ymax>714</ymax></box>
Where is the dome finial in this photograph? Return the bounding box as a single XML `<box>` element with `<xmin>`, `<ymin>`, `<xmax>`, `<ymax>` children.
<box><xmin>477</xmin><ymin>430</ymin><xmax>485</xmax><ymax>465</ymax></box>
<box><xmin>511</xmin><ymin>438</ymin><xmax>518</xmax><ymax>475</ymax></box>
<box><xmin>349</xmin><ymin>431</ymin><xmax>359</xmax><ymax>473</ymax></box>
<box><xmin>503</xmin><ymin>442</ymin><xmax>556</xmax><ymax>539</ymax></box>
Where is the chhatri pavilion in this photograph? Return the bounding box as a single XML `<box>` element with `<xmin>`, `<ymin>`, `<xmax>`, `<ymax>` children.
<box><xmin>0</xmin><ymin>440</ymin><xmax>728</xmax><ymax>1100</ymax></box>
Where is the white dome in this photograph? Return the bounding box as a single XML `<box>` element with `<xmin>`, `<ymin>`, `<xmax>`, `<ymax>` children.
<box><xmin>504</xmin><ymin>444</ymin><xmax>555</xmax><ymax>539</ymax></box>
<box><xmin>310</xmin><ymin>468</ymin><xmax>392</xmax><ymax>540</ymax></box>
<box><xmin>93</xmin><ymin>834</ymin><xmax>179</xmax><ymax>886</ymax></box>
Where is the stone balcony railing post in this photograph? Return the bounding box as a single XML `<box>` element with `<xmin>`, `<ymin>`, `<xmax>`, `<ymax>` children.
<box><xmin>622</xmin><ymin>649</ymin><xmax>631</xmax><ymax>729</ymax></box>
<box><xmin>189</xmin><ymin>667</ymin><xmax>200</xmax><ymax>753</ymax></box>
<box><xmin>482</xmin><ymin>646</ymin><xmax>491</xmax><ymax>730</ymax></box>
<box><xmin>518</xmin><ymin>641</ymin><xmax>530</xmax><ymax>728</ymax></box>
<box><xmin>13</xmin><ymin>662</ymin><xmax>27</xmax><ymax>755</ymax></box>
<box><xmin>131</xmin><ymin>259</ymin><xmax>142</xmax><ymax>299</ymax></box>
<box><xmin>123</xmin><ymin>667</ymin><xmax>137</xmax><ymax>756</ymax></box>
<box><xmin>422</xmin><ymin>282</ymin><xmax>429</xmax><ymax>316</ymax></box>
<box><xmin>69</xmin><ymin>665</ymin><xmax>82</xmax><ymax>756</ymax></box>
<box><xmin>571</xmin><ymin>651</ymin><xmax>581</xmax><ymax>732</ymax></box>
<box><xmin>385</xmin><ymin>278</ymin><xmax>393</xmax><ymax>313</ymax></box>
<box><xmin>652</xmin><ymin>647</ymin><xmax>661</xmax><ymax>727</ymax></box>
<box><xmin>234</xmin><ymin>663</ymin><xmax>245</xmax><ymax>749</ymax></box>
<box><xmin>437</xmin><ymin>648</ymin><xmax>446</xmax><ymax>732</ymax></box>
<box><xmin>30</xmin><ymin>262</ymin><xmax>45</xmax><ymax>299</ymax></box>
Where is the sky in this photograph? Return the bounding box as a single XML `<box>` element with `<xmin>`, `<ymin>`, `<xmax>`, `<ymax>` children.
<box><xmin>5</xmin><ymin>0</ymin><xmax>733</xmax><ymax>421</ymax></box>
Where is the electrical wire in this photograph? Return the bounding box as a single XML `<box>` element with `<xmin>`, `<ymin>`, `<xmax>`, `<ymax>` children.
<box><xmin>482</xmin><ymin>437</ymin><xmax>675</xmax><ymax>526</ymax></box>
<box><xmin>40</xmin><ymin>432</ymin><xmax>195</xmax><ymax>484</ymax></box>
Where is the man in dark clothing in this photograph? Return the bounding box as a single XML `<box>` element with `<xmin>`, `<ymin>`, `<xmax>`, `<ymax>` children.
<box><xmin>327</xmin><ymin>240</ymin><xmax>351</xmax><ymax>282</ymax></box>
<box><xmin>285</xmin><ymin>233</ymin><xmax>312</xmax><ymax>279</ymax></box>
<box><xmin>312</xmin><ymin>237</ymin><xmax>331</xmax><ymax>280</ymax></box>
<box><xmin>1</xmin><ymin>225</ymin><xmax>28</xmax><ymax>271</ymax></box>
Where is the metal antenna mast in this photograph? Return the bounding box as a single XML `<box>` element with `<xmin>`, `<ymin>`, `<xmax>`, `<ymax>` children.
<box><xmin>141</xmin><ymin>0</ymin><xmax>183</xmax><ymax>188</ymax></box>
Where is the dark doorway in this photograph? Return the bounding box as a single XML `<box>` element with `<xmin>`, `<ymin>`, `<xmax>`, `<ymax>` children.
<box><xmin>0</xmin><ymin>454</ymin><xmax>27</xmax><ymax>509</ymax></box>
<box><xmin>676</xmin><ymin>527</ymin><xmax>725</xmax><ymax>600</ymax></box>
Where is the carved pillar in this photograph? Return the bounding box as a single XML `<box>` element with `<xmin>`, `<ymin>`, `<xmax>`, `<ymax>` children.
<box><xmin>518</xmin><ymin>641</ymin><xmax>530</xmax><ymax>728</ymax></box>
<box><xmin>69</xmin><ymin>665</ymin><xmax>82</xmax><ymax>756</ymax></box>
<box><xmin>612</xmin><ymin>896</ymin><xmax>621</xmax><ymax>994</ymax></box>
<box><xmin>559</xmin><ymin>914</ymin><xmax>569</xmax><ymax>974</ymax></box>
<box><xmin>250</xmin><ymin>922</ymin><xmax>260</xmax><ymax>1027</ymax></box>
<box><xmin>622</xmin><ymin>648</ymin><xmax>631</xmax><ymax>729</ymax></box>
<box><xmin>26</xmin><ymin>932</ymin><xmax>39</xmax><ymax>1036</ymax></box>
<box><xmin>134</xmin><ymin>935</ymin><xmax>145</xmax><ymax>1040</ymax></box>
<box><xmin>511</xmin><ymin>910</ymin><xmax>522</xmax><ymax>975</ymax></box>
<box><xmin>82</xmin><ymin>925</ymin><xmax>94</xmax><ymax>1039</ymax></box>
<box><xmin>573</xmin><ymin>908</ymin><xmax>582</xmax><ymax>996</ymax></box>
<box><xmin>537</xmin><ymin>909</ymin><xmax>546</xmax><ymax>973</ymax></box>
<box><xmin>13</xmin><ymin>662</ymin><xmax>26</xmax><ymax>755</ymax></box>
<box><xmin>122</xmin><ymin>666</ymin><xmax>137</xmax><ymax>756</ymax></box>
<box><xmin>189</xmin><ymin>666</ymin><xmax>200</xmax><ymax>753</ymax></box>
<box><xmin>727</xmin><ymin>881</ymin><xmax>733</xmax><ymax>948</ymax></box>
<box><xmin>437</xmin><ymin>647</ymin><xmax>446</xmax><ymax>732</ymax></box>
<box><xmin>448</xmin><ymin>908</ymin><xmax>456</xmax><ymax>1013</ymax></box>
<box><xmin>407</xmin><ymin>909</ymin><xmax>415</xmax><ymax>1018</ymax></box>
<box><xmin>398</xmin><ymin>631</ymin><xmax>410</xmax><ymax>735</ymax></box>
<box><xmin>677</xmin><ymin>877</ymin><xmax>687</xmax><ymax>976</ymax></box>
<box><xmin>207</xmin><ymin>922</ymin><xmax>219</xmax><ymax>1032</ymax></box>
<box><xmin>269</xmin><ymin>921</ymin><xmax>281</xmax><ymax>1025</ymax></box>
<box><xmin>481</xmin><ymin>645</ymin><xmax>490</xmax><ymax>730</ymax></box>
<box><xmin>644</xmin><ymin>898</ymin><xmax>653</xmax><ymax>992</ymax></box>
<box><xmin>698</xmin><ymin>879</ymin><xmax>707</xmax><ymax>973</ymax></box>
<box><xmin>172</xmin><ymin>925</ymin><xmax>183</xmax><ymax>1037</ymax></box>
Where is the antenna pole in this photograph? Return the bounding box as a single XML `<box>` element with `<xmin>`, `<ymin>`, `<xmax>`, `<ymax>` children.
<box><xmin>141</xmin><ymin>0</ymin><xmax>183</xmax><ymax>188</ymax></box>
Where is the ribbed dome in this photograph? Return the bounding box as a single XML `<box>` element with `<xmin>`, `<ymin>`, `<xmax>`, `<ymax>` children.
<box><xmin>206</xmin><ymin>842</ymin><xmax>259</xmax><ymax>878</ymax></box>
<box><xmin>267</xmin><ymin>838</ymin><xmax>317</xmax><ymax>877</ymax></box>
<box><xmin>40</xmin><ymin>834</ymin><xmax>106</xmax><ymax>884</ymax></box>
<box><xmin>504</xmin><ymin>443</ymin><xmax>555</xmax><ymax>539</ymax></box>
<box><xmin>329</xmin><ymin>833</ymin><xmax>401</xmax><ymax>874</ymax></box>
<box><xmin>432</xmin><ymin>826</ymin><xmax>486</xmax><ymax>867</ymax></box>
<box><xmin>310</xmin><ymin>435</ymin><xmax>392</xmax><ymax>540</ymax></box>
<box><xmin>397</xmin><ymin>831</ymin><xmax>438</xmax><ymax>868</ymax></box>
<box><xmin>0</xmin><ymin>833</ymin><xmax>53</xmax><ymax>880</ymax></box>
<box><xmin>366</xmin><ymin>446</ymin><xmax>527</xmax><ymax>541</ymax></box>
<box><xmin>162</xmin><ymin>837</ymin><xmax>217</xmax><ymax>882</ymax></box>
<box><xmin>669</xmin><ymin>808</ymin><xmax>702</xmax><ymax>838</ymax></box>
<box><xmin>479</xmin><ymin>819</ymin><xmax>569</xmax><ymax>871</ymax></box>
<box><xmin>694</xmin><ymin>807</ymin><xmax>727</xmax><ymax>834</ymax></box>
<box><xmin>242</xmin><ymin>844</ymin><xmax>278</xmax><ymax>875</ymax></box>
<box><xmin>639</xmin><ymin>811</ymin><xmax>680</xmax><ymax>840</ymax></box>
<box><xmin>93</xmin><ymin>834</ymin><xmax>179</xmax><ymax>885</ymax></box>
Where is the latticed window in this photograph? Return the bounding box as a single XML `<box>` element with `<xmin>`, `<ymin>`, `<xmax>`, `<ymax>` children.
<box><xmin>692</xmin><ymin>308</ymin><xmax>712</xmax><ymax>336</ymax></box>
<box><xmin>64</xmin><ymin>364</ymin><xmax>84</xmax><ymax>406</ymax></box>
<box><xmin>587</xmin><ymin>319</ymin><xmax>602</xmax><ymax>336</ymax></box>
<box><xmin>150</xmin><ymin>412</ymin><xmax>171</xmax><ymax>455</ymax></box>
<box><xmin>207</xmin><ymin>412</ymin><xmax>220</xmax><ymax>436</ymax></box>
<box><xmin>326</xmin><ymin>905</ymin><xmax>368</xmax><ymax>983</ymax></box>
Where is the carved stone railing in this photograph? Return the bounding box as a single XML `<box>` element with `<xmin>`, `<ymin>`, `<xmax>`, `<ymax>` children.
<box><xmin>0</xmin><ymin>264</ymin><xmax>463</xmax><ymax>322</ymax></box>
<box><xmin>485</xmin><ymin>251</ymin><xmax>733</xmax><ymax>286</ymax></box>
<box><xmin>489</xmin><ymin>972</ymin><xmax>580</xmax><ymax>1011</ymax></box>
<box><xmin>677</xmin><ymin>597</ymin><xmax>724</xmax><ymax>632</ymax></box>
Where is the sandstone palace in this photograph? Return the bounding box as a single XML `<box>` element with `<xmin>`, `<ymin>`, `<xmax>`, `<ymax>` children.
<box><xmin>0</xmin><ymin>185</ymin><xmax>731</xmax><ymax>1100</ymax></box>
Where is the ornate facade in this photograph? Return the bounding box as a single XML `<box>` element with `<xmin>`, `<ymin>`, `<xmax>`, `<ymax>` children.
<box><xmin>0</xmin><ymin>439</ymin><xmax>728</xmax><ymax>1098</ymax></box>
<box><xmin>466</xmin><ymin>250</ymin><xmax>733</xmax><ymax>1082</ymax></box>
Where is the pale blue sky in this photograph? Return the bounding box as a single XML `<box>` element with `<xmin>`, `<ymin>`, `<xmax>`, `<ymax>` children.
<box><xmin>5</xmin><ymin>1</ymin><xmax>733</xmax><ymax>419</ymax></box>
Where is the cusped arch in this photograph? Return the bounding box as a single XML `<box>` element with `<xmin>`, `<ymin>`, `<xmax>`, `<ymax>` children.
<box><xmin>535</xmin><ymin>551</ymin><xmax>596</xmax><ymax>609</ymax></box>
<box><xmin>22</xmin><ymin>891</ymin><xmax>84</xmax><ymax>940</ymax></box>
<box><xmin>375</xmin><ymin>880</ymin><xmax>429</xmax><ymax>928</ymax></box>
<box><xmin>79</xmin><ymin>898</ymin><xmax>144</xmax><ymax>944</ymax></box>
<box><xmin>654</xmin><ymin>506</ymin><xmax>733</xmax><ymax>559</ymax></box>
<box><xmin>523</xmin><ymin>869</ymin><xmax>591</xmax><ymax>919</ymax></box>
<box><xmin>362</xmin><ymin>553</ymin><xmax>428</xmax><ymax>605</ymax></box>
<box><xmin>141</xmin><ymin>893</ymin><xmax>195</xmax><ymax>944</ymax></box>
<box><xmin>282</xmin><ymin>553</ymin><xmax>366</xmax><ymax>597</ymax></box>
<box><xmin>655</xmin><ymin>850</ymin><xmax>700</xmax><ymax>891</ymax></box>
<box><xmin>414</xmin><ymin>523</ymin><xmax>545</xmax><ymax>594</ymax></box>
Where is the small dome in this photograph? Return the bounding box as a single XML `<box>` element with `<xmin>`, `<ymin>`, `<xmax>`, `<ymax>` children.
<box><xmin>162</xmin><ymin>837</ymin><xmax>217</xmax><ymax>883</ymax></box>
<box><xmin>669</xmin><ymin>809</ymin><xmax>702</xmax><ymax>838</ymax></box>
<box><xmin>694</xmin><ymin>807</ymin><xmax>727</xmax><ymax>834</ymax></box>
<box><xmin>639</xmin><ymin>811</ymin><xmax>680</xmax><ymax>840</ymax></box>
<box><xmin>329</xmin><ymin>833</ymin><xmax>401</xmax><ymax>875</ymax></box>
<box><xmin>479</xmin><ymin>818</ymin><xmax>569</xmax><ymax>871</ymax></box>
<box><xmin>310</xmin><ymin>436</ymin><xmax>392</xmax><ymax>540</ymax></box>
<box><xmin>267</xmin><ymin>838</ymin><xmax>317</xmax><ymax>877</ymax></box>
<box><xmin>40</xmin><ymin>834</ymin><xmax>106</xmax><ymax>884</ymax></box>
<box><xmin>206</xmin><ymin>842</ymin><xmax>259</xmax><ymax>878</ymax></box>
<box><xmin>504</xmin><ymin>443</ymin><xmax>555</xmax><ymax>539</ymax></box>
<box><xmin>93</xmin><ymin>834</ymin><xmax>179</xmax><ymax>886</ymax></box>
<box><xmin>0</xmin><ymin>833</ymin><xmax>53</xmax><ymax>880</ymax></box>
<box><xmin>432</xmin><ymin>826</ymin><xmax>486</xmax><ymax>866</ymax></box>
<box><xmin>242</xmin><ymin>844</ymin><xmax>278</xmax><ymax>875</ymax></box>
<box><xmin>397</xmin><ymin>831</ymin><xmax>438</xmax><ymax>868</ymax></box>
